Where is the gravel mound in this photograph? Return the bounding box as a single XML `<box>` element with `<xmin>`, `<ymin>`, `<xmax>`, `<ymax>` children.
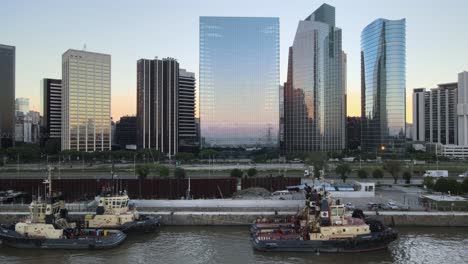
<box><xmin>233</xmin><ymin>187</ymin><xmax>271</xmax><ymax>199</ymax></box>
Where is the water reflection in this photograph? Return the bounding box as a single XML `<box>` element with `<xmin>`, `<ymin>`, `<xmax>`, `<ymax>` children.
<box><xmin>1</xmin><ymin>227</ymin><xmax>467</xmax><ymax>264</ymax></box>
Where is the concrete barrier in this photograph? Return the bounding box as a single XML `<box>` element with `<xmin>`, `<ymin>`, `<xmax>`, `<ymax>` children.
<box><xmin>1</xmin><ymin>211</ymin><xmax>467</xmax><ymax>227</ymax></box>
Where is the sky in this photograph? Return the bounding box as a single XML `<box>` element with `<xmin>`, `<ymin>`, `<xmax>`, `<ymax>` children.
<box><xmin>1</xmin><ymin>0</ymin><xmax>468</xmax><ymax>123</ymax></box>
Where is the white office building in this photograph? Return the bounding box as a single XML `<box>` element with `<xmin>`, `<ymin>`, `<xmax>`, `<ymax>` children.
<box><xmin>458</xmin><ymin>71</ymin><xmax>468</xmax><ymax>145</ymax></box>
<box><xmin>62</xmin><ymin>49</ymin><xmax>111</xmax><ymax>151</ymax></box>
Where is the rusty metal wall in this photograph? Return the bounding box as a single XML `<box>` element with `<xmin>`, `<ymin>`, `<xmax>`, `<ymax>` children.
<box><xmin>0</xmin><ymin>178</ymin><xmax>237</xmax><ymax>201</ymax></box>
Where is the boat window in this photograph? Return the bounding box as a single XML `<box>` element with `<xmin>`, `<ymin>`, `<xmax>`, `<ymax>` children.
<box><xmin>331</xmin><ymin>208</ymin><xmax>338</xmax><ymax>216</ymax></box>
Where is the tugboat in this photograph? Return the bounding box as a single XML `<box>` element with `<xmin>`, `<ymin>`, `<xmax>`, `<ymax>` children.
<box><xmin>0</xmin><ymin>167</ymin><xmax>127</xmax><ymax>249</ymax></box>
<box><xmin>251</xmin><ymin>188</ymin><xmax>398</xmax><ymax>253</ymax></box>
<box><xmin>84</xmin><ymin>191</ymin><xmax>160</xmax><ymax>233</ymax></box>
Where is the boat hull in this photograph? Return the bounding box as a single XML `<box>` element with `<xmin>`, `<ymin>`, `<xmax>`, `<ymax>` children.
<box><xmin>0</xmin><ymin>227</ymin><xmax>126</xmax><ymax>250</ymax></box>
<box><xmin>252</xmin><ymin>229</ymin><xmax>398</xmax><ymax>253</ymax></box>
<box><xmin>120</xmin><ymin>217</ymin><xmax>161</xmax><ymax>233</ymax></box>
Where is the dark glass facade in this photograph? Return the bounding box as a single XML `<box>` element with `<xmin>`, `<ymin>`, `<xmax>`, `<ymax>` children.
<box><xmin>116</xmin><ymin>116</ymin><xmax>137</xmax><ymax>149</ymax></box>
<box><xmin>199</xmin><ymin>17</ymin><xmax>279</xmax><ymax>147</ymax></box>
<box><xmin>361</xmin><ymin>19</ymin><xmax>406</xmax><ymax>152</ymax></box>
<box><xmin>137</xmin><ymin>58</ymin><xmax>179</xmax><ymax>157</ymax></box>
<box><xmin>0</xmin><ymin>44</ymin><xmax>15</xmax><ymax>148</ymax></box>
<box><xmin>283</xmin><ymin>4</ymin><xmax>346</xmax><ymax>153</ymax></box>
<box><xmin>178</xmin><ymin>69</ymin><xmax>198</xmax><ymax>153</ymax></box>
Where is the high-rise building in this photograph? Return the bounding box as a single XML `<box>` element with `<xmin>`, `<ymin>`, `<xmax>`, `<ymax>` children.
<box><xmin>458</xmin><ymin>71</ymin><xmax>468</xmax><ymax>145</ymax></box>
<box><xmin>199</xmin><ymin>16</ymin><xmax>279</xmax><ymax>147</ymax></box>
<box><xmin>15</xmin><ymin>97</ymin><xmax>30</xmax><ymax>115</ymax></box>
<box><xmin>137</xmin><ymin>58</ymin><xmax>179</xmax><ymax>157</ymax></box>
<box><xmin>412</xmin><ymin>83</ymin><xmax>458</xmax><ymax>144</ymax></box>
<box><xmin>346</xmin><ymin>117</ymin><xmax>361</xmax><ymax>150</ymax></box>
<box><xmin>41</xmin><ymin>78</ymin><xmax>62</xmax><ymax>140</ymax></box>
<box><xmin>0</xmin><ymin>44</ymin><xmax>15</xmax><ymax>148</ymax></box>
<box><xmin>279</xmin><ymin>84</ymin><xmax>284</xmax><ymax>152</ymax></box>
<box><xmin>283</xmin><ymin>4</ymin><xmax>345</xmax><ymax>153</ymax></box>
<box><xmin>178</xmin><ymin>69</ymin><xmax>198</xmax><ymax>153</ymax></box>
<box><xmin>115</xmin><ymin>116</ymin><xmax>137</xmax><ymax>149</ymax></box>
<box><xmin>361</xmin><ymin>18</ymin><xmax>406</xmax><ymax>152</ymax></box>
<box><xmin>61</xmin><ymin>49</ymin><xmax>111</xmax><ymax>151</ymax></box>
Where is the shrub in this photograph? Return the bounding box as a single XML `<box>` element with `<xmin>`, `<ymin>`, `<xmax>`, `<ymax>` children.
<box><xmin>372</xmin><ymin>168</ymin><xmax>384</xmax><ymax>179</ymax></box>
<box><xmin>247</xmin><ymin>168</ymin><xmax>258</xmax><ymax>177</ymax></box>
<box><xmin>174</xmin><ymin>167</ymin><xmax>186</xmax><ymax>179</ymax></box>
<box><xmin>423</xmin><ymin>177</ymin><xmax>435</xmax><ymax>189</ymax></box>
<box><xmin>357</xmin><ymin>169</ymin><xmax>368</xmax><ymax>179</ymax></box>
<box><xmin>158</xmin><ymin>165</ymin><xmax>170</xmax><ymax>178</ymax></box>
<box><xmin>230</xmin><ymin>168</ymin><xmax>243</xmax><ymax>178</ymax></box>
<box><xmin>403</xmin><ymin>171</ymin><xmax>412</xmax><ymax>184</ymax></box>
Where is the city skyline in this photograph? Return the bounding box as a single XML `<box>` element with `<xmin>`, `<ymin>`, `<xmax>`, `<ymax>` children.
<box><xmin>1</xmin><ymin>0</ymin><xmax>468</xmax><ymax>123</ymax></box>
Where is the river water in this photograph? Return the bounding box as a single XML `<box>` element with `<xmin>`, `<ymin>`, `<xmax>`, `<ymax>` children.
<box><xmin>0</xmin><ymin>226</ymin><xmax>467</xmax><ymax>264</ymax></box>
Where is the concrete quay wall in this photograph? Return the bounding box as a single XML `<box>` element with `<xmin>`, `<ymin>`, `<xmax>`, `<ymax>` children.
<box><xmin>1</xmin><ymin>211</ymin><xmax>467</xmax><ymax>227</ymax></box>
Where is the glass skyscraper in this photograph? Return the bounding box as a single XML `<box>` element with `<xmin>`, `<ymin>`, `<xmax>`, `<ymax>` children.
<box><xmin>199</xmin><ymin>16</ymin><xmax>279</xmax><ymax>147</ymax></box>
<box><xmin>62</xmin><ymin>49</ymin><xmax>111</xmax><ymax>151</ymax></box>
<box><xmin>361</xmin><ymin>19</ymin><xmax>406</xmax><ymax>151</ymax></box>
<box><xmin>283</xmin><ymin>4</ymin><xmax>346</xmax><ymax>153</ymax></box>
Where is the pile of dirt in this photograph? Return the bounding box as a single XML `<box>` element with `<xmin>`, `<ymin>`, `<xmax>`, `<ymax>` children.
<box><xmin>232</xmin><ymin>187</ymin><xmax>271</xmax><ymax>199</ymax></box>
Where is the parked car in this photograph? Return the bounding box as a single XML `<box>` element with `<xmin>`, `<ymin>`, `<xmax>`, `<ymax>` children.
<box><xmin>367</xmin><ymin>202</ymin><xmax>390</xmax><ymax>210</ymax></box>
<box><xmin>387</xmin><ymin>201</ymin><xmax>400</xmax><ymax>210</ymax></box>
<box><xmin>458</xmin><ymin>172</ymin><xmax>468</xmax><ymax>178</ymax></box>
<box><xmin>271</xmin><ymin>190</ymin><xmax>293</xmax><ymax>200</ymax></box>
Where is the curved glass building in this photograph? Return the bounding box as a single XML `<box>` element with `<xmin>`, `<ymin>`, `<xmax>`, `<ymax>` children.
<box><xmin>283</xmin><ymin>4</ymin><xmax>346</xmax><ymax>153</ymax></box>
<box><xmin>361</xmin><ymin>19</ymin><xmax>406</xmax><ymax>152</ymax></box>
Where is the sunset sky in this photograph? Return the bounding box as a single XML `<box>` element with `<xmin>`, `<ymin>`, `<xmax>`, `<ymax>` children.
<box><xmin>1</xmin><ymin>0</ymin><xmax>468</xmax><ymax>123</ymax></box>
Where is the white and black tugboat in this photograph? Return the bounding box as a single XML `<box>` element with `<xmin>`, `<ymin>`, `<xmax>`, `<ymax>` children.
<box><xmin>0</xmin><ymin>167</ymin><xmax>127</xmax><ymax>249</ymax></box>
<box><xmin>251</xmin><ymin>187</ymin><xmax>398</xmax><ymax>253</ymax></box>
<box><xmin>84</xmin><ymin>192</ymin><xmax>160</xmax><ymax>233</ymax></box>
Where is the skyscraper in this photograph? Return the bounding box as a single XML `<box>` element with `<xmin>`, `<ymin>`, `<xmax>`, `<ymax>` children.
<box><xmin>178</xmin><ymin>69</ymin><xmax>198</xmax><ymax>152</ymax></box>
<box><xmin>62</xmin><ymin>49</ymin><xmax>111</xmax><ymax>151</ymax></box>
<box><xmin>283</xmin><ymin>4</ymin><xmax>346</xmax><ymax>153</ymax></box>
<box><xmin>0</xmin><ymin>44</ymin><xmax>15</xmax><ymax>148</ymax></box>
<box><xmin>199</xmin><ymin>16</ymin><xmax>279</xmax><ymax>147</ymax></box>
<box><xmin>15</xmin><ymin>97</ymin><xmax>30</xmax><ymax>115</ymax></box>
<box><xmin>412</xmin><ymin>83</ymin><xmax>458</xmax><ymax>144</ymax></box>
<box><xmin>458</xmin><ymin>71</ymin><xmax>468</xmax><ymax>145</ymax></box>
<box><xmin>115</xmin><ymin>116</ymin><xmax>137</xmax><ymax>149</ymax></box>
<box><xmin>137</xmin><ymin>58</ymin><xmax>179</xmax><ymax>157</ymax></box>
<box><xmin>41</xmin><ymin>78</ymin><xmax>62</xmax><ymax>140</ymax></box>
<box><xmin>361</xmin><ymin>19</ymin><xmax>406</xmax><ymax>152</ymax></box>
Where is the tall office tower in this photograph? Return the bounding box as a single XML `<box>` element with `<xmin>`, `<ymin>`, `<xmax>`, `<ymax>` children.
<box><xmin>0</xmin><ymin>44</ymin><xmax>15</xmax><ymax>148</ymax></box>
<box><xmin>62</xmin><ymin>49</ymin><xmax>111</xmax><ymax>151</ymax></box>
<box><xmin>346</xmin><ymin>117</ymin><xmax>362</xmax><ymax>150</ymax></box>
<box><xmin>412</xmin><ymin>88</ymin><xmax>426</xmax><ymax>142</ymax></box>
<box><xmin>412</xmin><ymin>83</ymin><xmax>458</xmax><ymax>144</ymax></box>
<box><xmin>15</xmin><ymin>98</ymin><xmax>30</xmax><ymax>115</ymax></box>
<box><xmin>137</xmin><ymin>58</ymin><xmax>179</xmax><ymax>157</ymax></box>
<box><xmin>178</xmin><ymin>69</ymin><xmax>198</xmax><ymax>152</ymax></box>
<box><xmin>41</xmin><ymin>79</ymin><xmax>62</xmax><ymax>140</ymax></box>
<box><xmin>361</xmin><ymin>18</ymin><xmax>406</xmax><ymax>152</ymax></box>
<box><xmin>199</xmin><ymin>16</ymin><xmax>279</xmax><ymax>147</ymax></box>
<box><xmin>458</xmin><ymin>71</ymin><xmax>468</xmax><ymax>145</ymax></box>
<box><xmin>279</xmin><ymin>84</ymin><xmax>285</xmax><ymax>152</ymax></box>
<box><xmin>283</xmin><ymin>4</ymin><xmax>345</xmax><ymax>153</ymax></box>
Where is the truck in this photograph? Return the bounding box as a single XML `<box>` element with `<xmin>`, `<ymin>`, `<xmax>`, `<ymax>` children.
<box><xmin>423</xmin><ymin>170</ymin><xmax>448</xmax><ymax>178</ymax></box>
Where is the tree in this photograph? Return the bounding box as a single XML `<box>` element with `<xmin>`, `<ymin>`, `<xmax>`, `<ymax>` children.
<box><xmin>174</xmin><ymin>167</ymin><xmax>186</xmax><ymax>179</ymax></box>
<box><xmin>230</xmin><ymin>168</ymin><xmax>243</xmax><ymax>178</ymax></box>
<box><xmin>44</xmin><ymin>138</ymin><xmax>61</xmax><ymax>155</ymax></box>
<box><xmin>305</xmin><ymin>152</ymin><xmax>327</xmax><ymax>179</ymax></box>
<box><xmin>403</xmin><ymin>171</ymin><xmax>412</xmax><ymax>184</ymax></box>
<box><xmin>136</xmin><ymin>164</ymin><xmax>150</xmax><ymax>180</ymax></box>
<box><xmin>336</xmin><ymin>163</ymin><xmax>351</xmax><ymax>183</ymax></box>
<box><xmin>357</xmin><ymin>169</ymin><xmax>368</xmax><ymax>179</ymax></box>
<box><xmin>382</xmin><ymin>160</ymin><xmax>402</xmax><ymax>184</ymax></box>
<box><xmin>247</xmin><ymin>168</ymin><xmax>258</xmax><ymax>177</ymax></box>
<box><xmin>175</xmin><ymin>152</ymin><xmax>195</xmax><ymax>163</ymax></box>
<box><xmin>372</xmin><ymin>168</ymin><xmax>384</xmax><ymax>179</ymax></box>
<box><xmin>158</xmin><ymin>165</ymin><xmax>170</xmax><ymax>178</ymax></box>
<box><xmin>199</xmin><ymin>149</ymin><xmax>218</xmax><ymax>159</ymax></box>
<box><xmin>462</xmin><ymin>178</ymin><xmax>468</xmax><ymax>194</ymax></box>
<box><xmin>423</xmin><ymin>177</ymin><xmax>435</xmax><ymax>189</ymax></box>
